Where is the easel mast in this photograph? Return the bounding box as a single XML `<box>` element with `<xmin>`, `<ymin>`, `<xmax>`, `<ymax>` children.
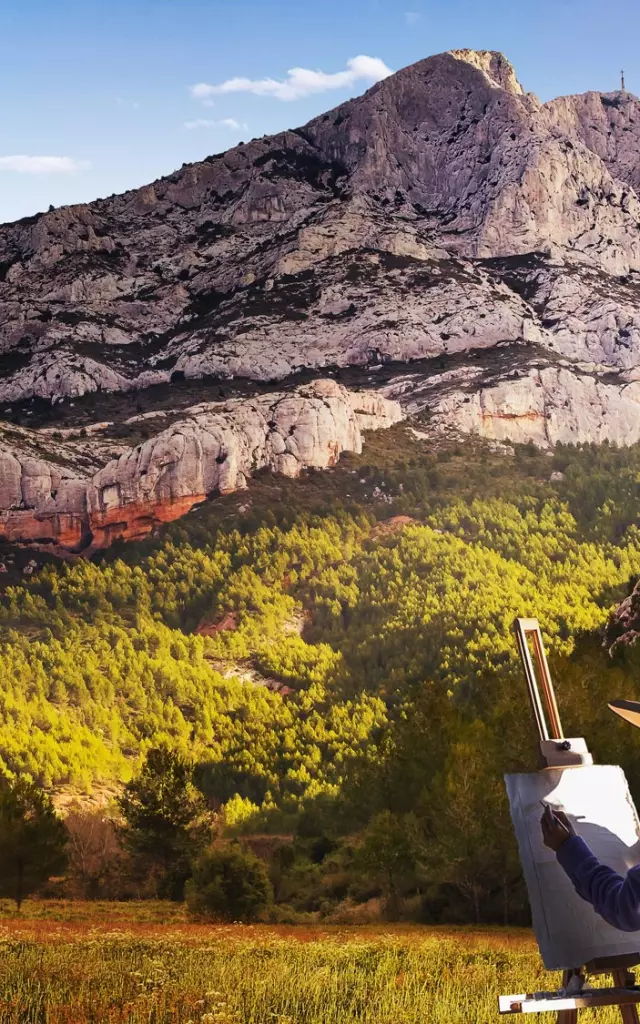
<box><xmin>513</xmin><ymin>617</ymin><xmax>564</xmax><ymax>741</ymax></box>
<box><xmin>500</xmin><ymin>619</ymin><xmax>640</xmax><ymax>1023</ymax></box>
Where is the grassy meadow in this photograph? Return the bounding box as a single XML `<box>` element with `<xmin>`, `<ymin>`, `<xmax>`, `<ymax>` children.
<box><xmin>0</xmin><ymin>900</ymin><xmax>614</xmax><ymax>1024</ymax></box>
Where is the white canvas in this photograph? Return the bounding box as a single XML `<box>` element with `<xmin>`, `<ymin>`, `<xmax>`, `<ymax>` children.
<box><xmin>505</xmin><ymin>765</ymin><xmax>640</xmax><ymax>969</ymax></box>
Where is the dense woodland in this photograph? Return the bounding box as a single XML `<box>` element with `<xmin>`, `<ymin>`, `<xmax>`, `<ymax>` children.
<box><xmin>3</xmin><ymin>424</ymin><xmax>640</xmax><ymax>922</ymax></box>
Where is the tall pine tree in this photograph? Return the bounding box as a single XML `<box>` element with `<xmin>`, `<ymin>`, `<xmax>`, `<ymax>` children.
<box><xmin>0</xmin><ymin>776</ymin><xmax>68</xmax><ymax>910</ymax></box>
<box><xmin>118</xmin><ymin>747</ymin><xmax>215</xmax><ymax>899</ymax></box>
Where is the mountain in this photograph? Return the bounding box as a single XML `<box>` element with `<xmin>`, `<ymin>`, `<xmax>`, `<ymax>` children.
<box><xmin>4</xmin><ymin>48</ymin><xmax>640</xmax><ymax>549</ymax></box>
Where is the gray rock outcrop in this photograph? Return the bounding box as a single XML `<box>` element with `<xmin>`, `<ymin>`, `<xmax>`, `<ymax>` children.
<box><xmin>380</xmin><ymin>354</ymin><xmax>640</xmax><ymax>448</ymax></box>
<box><xmin>431</xmin><ymin>364</ymin><xmax>640</xmax><ymax>447</ymax></box>
<box><xmin>606</xmin><ymin>579</ymin><xmax>640</xmax><ymax>653</ymax></box>
<box><xmin>0</xmin><ymin>380</ymin><xmax>401</xmax><ymax>551</ymax></box>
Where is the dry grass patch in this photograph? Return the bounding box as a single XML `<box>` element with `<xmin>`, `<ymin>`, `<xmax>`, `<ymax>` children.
<box><xmin>0</xmin><ymin>901</ymin><xmax>594</xmax><ymax>1024</ymax></box>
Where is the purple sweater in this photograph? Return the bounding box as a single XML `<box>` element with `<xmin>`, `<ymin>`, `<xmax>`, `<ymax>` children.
<box><xmin>557</xmin><ymin>836</ymin><xmax>640</xmax><ymax>932</ymax></box>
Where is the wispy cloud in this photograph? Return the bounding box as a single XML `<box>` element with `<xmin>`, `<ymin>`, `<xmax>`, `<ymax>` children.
<box><xmin>184</xmin><ymin>118</ymin><xmax>217</xmax><ymax>129</ymax></box>
<box><xmin>184</xmin><ymin>117</ymin><xmax>248</xmax><ymax>131</ymax></box>
<box><xmin>405</xmin><ymin>11</ymin><xmax>421</xmax><ymax>23</ymax></box>
<box><xmin>116</xmin><ymin>96</ymin><xmax>141</xmax><ymax>110</ymax></box>
<box><xmin>0</xmin><ymin>155</ymin><xmax>90</xmax><ymax>174</ymax></box>
<box><xmin>191</xmin><ymin>55</ymin><xmax>393</xmax><ymax>103</ymax></box>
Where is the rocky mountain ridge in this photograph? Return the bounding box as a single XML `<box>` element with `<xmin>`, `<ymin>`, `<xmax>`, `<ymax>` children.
<box><xmin>3</xmin><ymin>48</ymin><xmax>640</xmax><ymax>547</ymax></box>
<box><xmin>4</xmin><ymin>49</ymin><xmax>640</xmax><ymax>402</ymax></box>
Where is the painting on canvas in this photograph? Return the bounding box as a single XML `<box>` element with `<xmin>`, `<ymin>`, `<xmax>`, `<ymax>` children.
<box><xmin>506</xmin><ymin>765</ymin><xmax>640</xmax><ymax>969</ymax></box>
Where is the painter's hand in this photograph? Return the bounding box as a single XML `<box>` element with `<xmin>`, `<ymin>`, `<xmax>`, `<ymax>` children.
<box><xmin>541</xmin><ymin>806</ymin><xmax>576</xmax><ymax>852</ymax></box>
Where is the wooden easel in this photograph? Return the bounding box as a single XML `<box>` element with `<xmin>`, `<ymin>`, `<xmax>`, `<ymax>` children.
<box><xmin>500</xmin><ymin>618</ymin><xmax>640</xmax><ymax>1022</ymax></box>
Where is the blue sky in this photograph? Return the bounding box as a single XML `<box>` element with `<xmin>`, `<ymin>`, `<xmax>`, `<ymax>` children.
<box><xmin>1</xmin><ymin>0</ymin><xmax>638</xmax><ymax>224</ymax></box>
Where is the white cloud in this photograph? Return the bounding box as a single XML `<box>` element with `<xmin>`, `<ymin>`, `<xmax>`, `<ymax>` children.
<box><xmin>405</xmin><ymin>11</ymin><xmax>421</xmax><ymax>23</ymax></box>
<box><xmin>191</xmin><ymin>55</ymin><xmax>393</xmax><ymax>103</ymax></box>
<box><xmin>0</xmin><ymin>155</ymin><xmax>90</xmax><ymax>174</ymax></box>
<box><xmin>219</xmin><ymin>118</ymin><xmax>248</xmax><ymax>130</ymax></box>
<box><xmin>184</xmin><ymin>117</ymin><xmax>248</xmax><ymax>131</ymax></box>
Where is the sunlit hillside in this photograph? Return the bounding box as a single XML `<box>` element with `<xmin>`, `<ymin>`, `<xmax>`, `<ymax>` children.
<box><xmin>3</xmin><ymin>426</ymin><xmax>640</xmax><ymax>922</ymax></box>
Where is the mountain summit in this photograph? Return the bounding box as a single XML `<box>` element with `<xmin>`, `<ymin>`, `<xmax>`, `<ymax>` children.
<box><xmin>2</xmin><ymin>48</ymin><xmax>640</xmax><ymax>398</ymax></box>
<box><xmin>3</xmin><ymin>50</ymin><xmax>640</xmax><ymax>549</ymax></box>
<box><xmin>446</xmin><ymin>49</ymin><xmax>525</xmax><ymax>95</ymax></box>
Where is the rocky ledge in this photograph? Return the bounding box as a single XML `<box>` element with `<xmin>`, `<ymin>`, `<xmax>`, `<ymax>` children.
<box><xmin>0</xmin><ymin>380</ymin><xmax>401</xmax><ymax>553</ymax></box>
<box><xmin>378</xmin><ymin>349</ymin><xmax>640</xmax><ymax>448</ymax></box>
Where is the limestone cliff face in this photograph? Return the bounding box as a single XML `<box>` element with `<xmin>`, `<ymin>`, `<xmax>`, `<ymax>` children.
<box><xmin>381</xmin><ymin>357</ymin><xmax>640</xmax><ymax>448</ymax></box>
<box><xmin>0</xmin><ymin>381</ymin><xmax>401</xmax><ymax>552</ymax></box>
<box><xmin>543</xmin><ymin>89</ymin><xmax>640</xmax><ymax>193</ymax></box>
<box><xmin>432</xmin><ymin>366</ymin><xmax>640</xmax><ymax>447</ymax></box>
<box><xmin>304</xmin><ymin>51</ymin><xmax>640</xmax><ymax>273</ymax></box>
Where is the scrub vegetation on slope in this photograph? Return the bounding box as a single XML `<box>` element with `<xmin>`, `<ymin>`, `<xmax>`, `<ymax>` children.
<box><xmin>3</xmin><ymin>431</ymin><xmax>640</xmax><ymax>920</ymax></box>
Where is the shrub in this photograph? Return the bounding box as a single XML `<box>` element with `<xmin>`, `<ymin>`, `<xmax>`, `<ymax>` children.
<box><xmin>186</xmin><ymin>844</ymin><xmax>273</xmax><ymax>922</ymax></box>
